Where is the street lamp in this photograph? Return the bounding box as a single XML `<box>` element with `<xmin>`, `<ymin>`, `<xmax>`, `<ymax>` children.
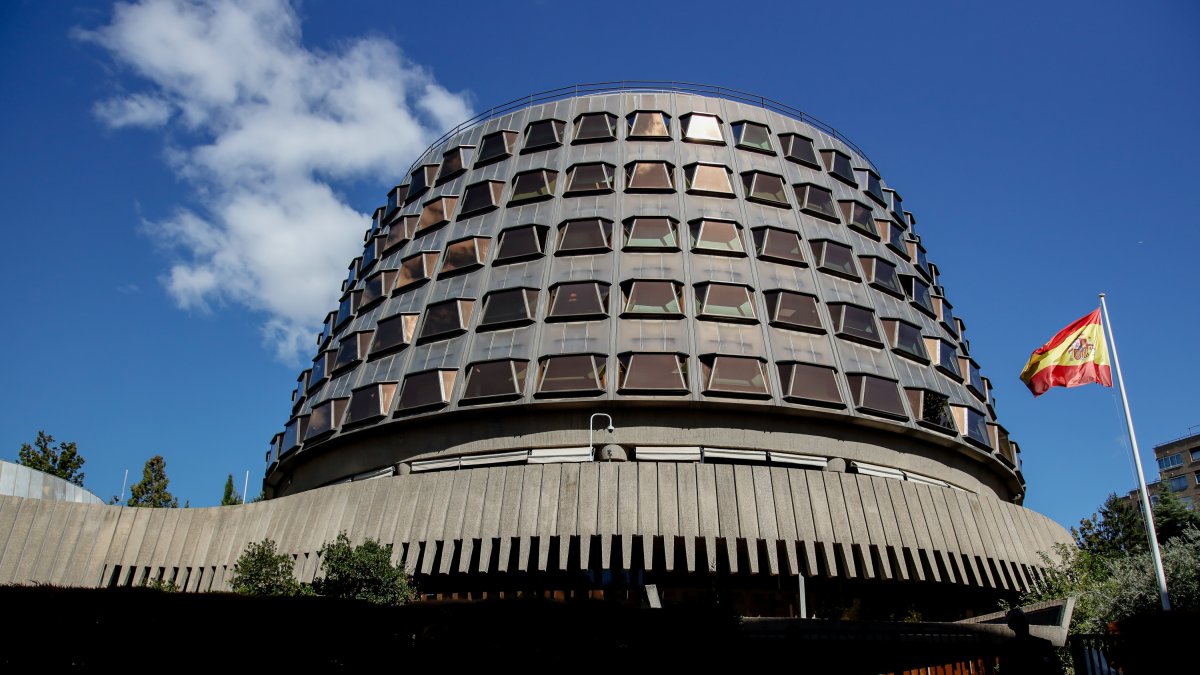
<box><xmin>589</xmin><ymin>413</ymin><xmax>614</xmax><ymax>460</ymax></box>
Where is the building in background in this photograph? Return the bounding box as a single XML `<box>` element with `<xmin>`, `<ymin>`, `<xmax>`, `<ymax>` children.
<box><xmin>1127</xmin><ymin>431</ymin><xmax>1200</xmax><ymax>510</ymax></box>
<box><xmin>0</xmin><ymin>460</ymin><xmax>103</xmax><ymax>505</ymax></box>
<box><xmin>0</xmin><ymin>85</ymin><xmax>1073</xmax><ymax>618</ymax></box>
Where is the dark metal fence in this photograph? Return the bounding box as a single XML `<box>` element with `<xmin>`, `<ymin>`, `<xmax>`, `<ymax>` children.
<box><xmin>1069</xmin><ymin>634</ymin><xmax>1120</xmax><ymax>674</ymax></box>
<box><xmin>405</xmin><ymin>80</ymin><xmax>880</xmax><ymax>177</ymax></box>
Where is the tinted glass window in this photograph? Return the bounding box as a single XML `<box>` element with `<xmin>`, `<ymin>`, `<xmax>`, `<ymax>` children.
<box><xmin>382</xmin><ymin>215</ymin><xmax>417</xmax><ymax>254</ymax></box>
<box><xmin>625</xmin><ymin>162</ymin><xmax>674</xmax><ymax>191</ymax></box>
<box><xmin>557</xmin><ymin>219</ymin><xmax>612</xmax><ymax>254</ymax></box>
<box><xmin>918</xmin><ymin>391</ymin><xmax>955</xmax><ymax>430</ymax></box>
<box><xmin>795</xmin><ymin>183</ymin><xmax>839</xmax><ymax>221</ymax></box>
<box><xmin>419</xmin><ymin>299</ymin><xmax>471</xmax><ymax>342</ymax></box>
<box><xmin>779</xmin><ymin>362</ymin><xmax>842</xmax><ymax>406</ymax></box>
<box><xmin>624</xmin><ymin>281</ymin><xmax>681</xmax><ymax>316</ymax></box>
<box><xmin>732</xmin><ymin>121</ymin><xmax>773</xmax><ymax>152</ymax></box>
<box><xmin>684</xmin><ymin>164</ymin><xmax>734</xmax><ymax>196</ymax></box>
<box><xmin>681</xmin><ymin>113</ymin><xmax>724</xmax><ymax>143</ymax></box>
<box><xmin>812</xmin><ymin>240</ymin><xmax>859</xmax><ymax>278</ymax></box>
<box><xmin>889</xmin><ymin>320</ymin><xmax>927</xmax><ymax>360</ymax></box>
<box><xmin>398</xmin><ymin>370</ymin><xmax>455</xmax><ymax>411</ymax></box>
<box><xmin>884</xmin><ymin>221</ymin><xmax>909</xmax><ymax>258</ymax></box>
<box><xmin>460</xmin><ymin>181</ymin><xmax>503</xmax><ymax>217</ymax></box>
<box><xmin>863</xmin><ymin>170</ymin><xmax>886</xmax><ymax>204</ymax></box>
<box><xmin>494</xmin><ymin>225</ymin><xmax>545</xmax><ymax>264</ymax></box>
<box><xmin>547</xmin><ymin>282</ymin><xmax>608</xmax><ymax>319</ymax></box>
<box><xmin>510</xmin><ymin>170</ymin><xmax>556</xmax><ymax>204</ymax></box>
<box><xmin>334</xmin><ymin>332</ymin><xmax>369</xmax><ymax>371</ymax></box>
<box><xmin>627</xmin><ymin>111</ymin><xmax>670</xmax><ymax>138</ymax></box>
<box><xmin>619</xmin><ymin>353</ymin><xmax>688</xmax><ymax>392</ymax></box>
<box><xmin>966</xmin><ymin>408</ymin><xmax>990</xmax><ymax>446</ymax></box>
<box><xmin>935</xmin><ymin>340</ymin><xmax>962</xmax><ymax>378</ymax></box>
<box><xmin>334</xmin><ymin>292</ymin><xmax>357</xmax><ymax>329</ymax></box>
<box><xmin>476</xmin><ymin>130</ymin><xmax>517</xmax><ymax>166</ymax></box>
<box><xmin>938</xmin><ymin>299</ymin><xmax>958</xmax><ymax>336</ymax></box>
<box><xmin>359</xmin><ymin>270</ymin><xmax>394</xmax><ymax>308</ymax></box>
<box><xmin>346</xmin><ymin>383</ymin><xmax>397</xmax><ymax>424</ymax></box>
<box><xmin>524</xmin><ymin>119</ymin><xmax>565</xmax><ymax>151</ymax></box>
<box><xmin>691</xmin><ymin>220</ymin><xmax>744</xmax><ymax>255</ymax></box>
<box><xmin>624</xmin><ymin>217</ymin><xmax>678</xmax><ymax>250</ymax></box>
<box><xmin>704</xmin><ymin>356</ymin><xmax>768</xmax><ymax>397</ymax></box>
<box><xmin>538</xmin><ymin>355</ymin><xmax>605</xmax><ymax>394</ymax></box>
<box><xmin>839</xmin><ymin>200</ymin><xmax>875</xmax><ymax>236</ymax></box>
<box><xmin>565</xmin><ymin>163</ymin><xmax>615</xmax><ymax>195</ymax></box>
<box><xmin>436</xmin><ymin>146</ymin><xmax>474</xmax><ymax>184</ymax></box>
<box><xmin>308</xmin><ymin>351</ymin><xmax>333</xmax><ymax>392</ymax></box>
<box><xmin>780</xmin><ymin>133</ymin><xmax>819</xmax><ymax>167</ymax></box>
<box><xmin>397</xmin><ymin>252</ymin><xmax>436</xmax><ymax>292</ymax></box>
<box><xmin>753</xmin><ymin>228</ymin><xmax>805</xmax><ymax>266</ymax></box>
<box><xmin>766</xmin><ymin>291</ymin><xmax>822</xmax><ymax>332</ymax></box>
<box><xmin>864</xmin><ymin>257</ymin><xmax>904</xmax><ymax>296</ymax></box>
<box><xmin>821</xmin><ymin>150</ymin><xmax>856</xmax><ymax>185</ymax></box>
<box><xmin>406</xmin><ymin>164</ymin><xmax>437</xmax><ymax>202</ymax></box>
<box><xmin>742</xmin><ymin>172</ymin><xmax>788</xmax><ymax>206</ymax></box>
<box><xmin>462</xmin><ymin>360</ymin><xmax>527</xmax><ymax>401</ymax></box>
<box><xmin>699</xmin><ymin>284</ymin><xmax>755</xmax><ymax>321</ymax></box>
<box><xmin>831</xmin><ymin>304</ymin><xmax>880</xmax><ymax>344</ymax></box>
<box><xmin>906</xmin><ymin>276</ymin><xmax>936</xmax><ymax>314</ymax></box>
<box><xmin>440</xmin><ymin>237</ymin><xmax>489</xmax><ymax>277</ymax></box>
<box><xmin>417</xmin><ymin>196</ymin><xmax>456</xmax><ymax>234</ymax></box>
<box><xmin>479</xmin><ymin>288</ymin><xmax>538</xmax><ymax>327</ymax></box>
<box><xmin>573</xmin><ymin>112</ymin><xmax>617</xmax><ymax>143</ymax></box>
<box><xmin>967</xmin><ymin>361</ymin><xmax>985</xmax><ymax>397</ymax></box>
<box><xmin>848</xmin><ymin>374</ymin><xmax>906</xmax><ymax>418</ymax></box>
<box><xmin>370</xmin><ymin>313</ymin><xmax>418</xmax><ymax>355</ymax></box>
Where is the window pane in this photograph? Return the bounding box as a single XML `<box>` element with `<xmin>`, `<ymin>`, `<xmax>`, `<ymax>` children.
<box><xmin>936</xmin><ymin>340</ymin><xmax>962</xmax><ymax>378</ymax></box>
<box><xmin>495</xmin><ymin>225</ymin><xmax>545</xmax><ymax>263</ymax></box>
<box><xmin>371</xmin><ymin>313</ymin><xmax>417</xmax><ymax>355</ymax></box>
<box><xmin>891</xmin><ymin>321</ymin><xmax>927</xmax><ymax>360</ymax></box>
<box><xmin>620</xmin><ymin>353</ymin><xmax>687</xmax><ymax>392</ymax></box>
<box><xmin>767</xmin><ymin>291</ymin><xmax>822</xmax><ymax>331</ymax></box>
<box><xmin>699</xmin><ymin>284</ymin><xmax>755</xmax><ymax>321</ymax></box>
<box><xmin>938</xmin><ymin>299</ymin><xmax>958</xmax><ymax>337</ymax></box>
<box><xmin>476</xmin><ymin>130</ymin><xmax>516</xmax><ymax>166</ymax></box>
<box><xmin>510</xmin><ymin>170</ymin><xmax>556</xmax><ymax>203</ymax></box>
<box><xmin>407</xmin><ymin>164</ymin><xmax>436</xmax><ymax>201</ymax></box>
<box><xmin>460</xmin><ymin>181</ymin><xmax>502</xmax><ymax>216</ymax></box>
<box><xmin>733</xmin><ymin>121</ymin><xmax>772</xmax><ymax>152</ymax></box>
<box><xmin>814</xmin><ymin>240</ymin><xmax>858</xmax><ymax>278</ymax></box>
<box><xmin>417</xmin><ymin>196</ymin><xmax>456</xmax><ymax>234</ymax></box>
<box><xmin>742</xmin><ymin>172</ymin><xmax>788</xmax><ymax>206</ymax></box>
<box><xmin>382</xmin><ymin>215</ymin><xmax>416</xmax><ymax>253</ymax></box>
<box><xmin>334</xmin><ymin>332</ymin><xmax>368</xmax><ymax>371</ymax></box>
<box><xmin>919</xmin><ymin>391</ymin><xmax>955</xmax><ymax>429</ymax></box>
<box><xmin>624</xmin><ymin>217</ymin><xmax>677</xmax><ymax>250</ymax></box>
<box><xmin>682</xmin><ymin>113</ymin><xmax>724</xmax><ymax>143</ymax></box>
<box><xmin>839</xmin><ymin>200</ymin><xmax>875</xmax><ymax>235</ymax></box>
<box><xmin>398</xmin><ymin>370</ymin><xmax>454</xmax><ymax>411</ymax></box>
<box><xmin>308</xmin><ymin>351</ymin><xmax>332</xmax><ymax>391</ymax></box>
<box><xmin>419</xmin><ymin>299</ymin><xmax>470</xmax><ymax>342</ymax></box>
<box><xmin>538</xmin><ymin>355</ymin><xmax>604</xmax><ymax>394</ymax></box>
<box><xmin>753</xmin><ymin>228</ymin><xmax>805</xmax><ymax>266</ymax></box>
<box><xmin>397</xmin><ymin>252</ymin><xmax>435</xmax><ymax>292</ymax></box>
<box><xmin>832</xmin><ymin>304</ymin><xmax>880</xmax><ymax>344</ymax></box>
<box><xmin>558</xmin><ymin>219</ymin><xmax>612</xmax><ymax>253</ymax></box>
<box><xmin>480</xmin><ymin>288</ymin><xmax>537</xmax><ymax>327</ymax></box>
<box><xmin>625</xmin><ymin>281</ymin><xmax>681</xmax><ymax>315</ymax></box>
<box><xmin>625</xmin><ymin>162</ymin><xmax>674</xmax><ymax>191</ymax></box>
<box><xmin>966</xmin><ymin>408</ymin><xmax>990</xmax><ymax>446</ymax></box>
<box><xmin>436</xmin><ymin>146</ymin><xmax>473</xmax><ymax>183</ymax></box>
<box><xmin>885</xmin><ymin>221</ymin><xmax>909</xmax><ymax>257</ymax></box>
<box><xmin>359</xmin><ymin>270</ymin><xmax>393</xmax><ymax>308</ymax></box>
<box><xmin>849</xmin><ymin>374</ymin><xmax>906</xmax><ymax>418</ymax></box>
<box><xmin>462</xmin><ymin>360</ymin><xmax>527</xmax><ymax>401</ymax></box>
<box><xmin>334</xmin><ymin>292</ymin><xmax>357</xmax><ymax>329</ymax></box>
<box><xmin>906</xmin><ymin>276</ymin><xmax>936</xmax><ymax>314</ymax></box>
<box><xmin>795</xmin><ymin>183</ymin><xmax>838</xmax><ymax>220</ymax></box>
<box><xmin>822</xmin><ymin>150</ymin><xmax>856</xmax><ymax>185</ymax></box>
<box><xmin>628</xmin><ymin>111</ymin><xmax>670</xmax><ymax>138</ymax></box>
<box><xmin>967</xmin><ymin>361</ymin><xmax>985</xmax><ymax>397</ymax></box>
<box><xmin>574</xmin><ymin>112</ymin><xmax>617</xmax><ymax>142</ymax></box>
<box><xmin>691</xmin><ymin>220</ymin><xmax>743</xmax><ymax>255</ymax></box>
<box><xmin>864</xmin><ymin>171</ymin><xmax>886</xmax><ymax>204</ymax></box>
<box><xmin>780</xmin><ymin>363</ymin><xmax>842</xmax><ymax>405</ymax></box>
<box><xmin>705</xmin><ymin>356</ymin><xmax>768</xmax><ymax>396</ymax></box>
<box><xmin>346</xmin><ymin>383</ymin><xmax>397</xmax><ymax>424</ymax></box>
<box><xmin>441</xmin><ymin>237</ymin><xmax>488</xmax><ymax>277</ymax></box>
<box><xmin>565</xmin><ymin>163</ymin><xmax>614</xmax><ymax>194</ymax></box>
<box><xmin>866</xmin><ymin>257</ymin><xmax>904</xmax><ymax>296</ymax></box>
<box><xmin>524</xmin><ymin>119</ymin><xmax>564</xmax><ymax>151</ymax></box>
<box><xmin>548</xmin><ymin>282</ymin><xmax>608</xmax><ymax>319</ymax></box>
<box><xmin>781</xmin><ymin>134</ymin><xmax>819</xmax><ymax>167</ymax></box>
<box><xmin>684</xmin><ymin>164</ymin><xmax>734</xmax><ymax>195</ymax></box>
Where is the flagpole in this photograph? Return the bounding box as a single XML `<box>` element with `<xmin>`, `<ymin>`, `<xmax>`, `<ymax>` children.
<box><xmin>1099</xmin><ymin>293</ymin><xmax>1170</xmax><ymax>611</ymax></box>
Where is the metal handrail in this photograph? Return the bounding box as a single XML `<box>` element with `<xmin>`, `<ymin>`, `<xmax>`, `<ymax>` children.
<box><xmin>402</xmin><ymin>80</ymin><xmax>879</xmax><ymax>180</ymax></box>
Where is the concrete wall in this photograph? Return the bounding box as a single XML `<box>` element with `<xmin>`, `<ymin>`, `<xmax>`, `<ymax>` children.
<box><xmin>0</xmin><ymin>462</ymin><xmax>1071</xmax><ymax>593</ymax></box>
<box><xmin>0</xmin><ymin>461</ymin><xmax>103</xmax><ymax>505</ymax></box>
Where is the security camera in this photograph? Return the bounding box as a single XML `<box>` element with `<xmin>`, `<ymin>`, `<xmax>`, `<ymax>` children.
<box><xmin>606</xmin><ymin>425</ymin><xmax>615</xmax><ymax>433</ymax></box>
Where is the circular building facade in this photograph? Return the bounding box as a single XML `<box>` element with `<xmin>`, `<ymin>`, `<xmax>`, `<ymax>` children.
<box><xmin>258</xmin><ymin>85</ymin><xmax>1065</xmax><ymax>612</ymax></box>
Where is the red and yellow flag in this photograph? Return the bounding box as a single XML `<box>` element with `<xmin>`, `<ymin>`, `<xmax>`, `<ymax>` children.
<box><xmin>1020</xmin><ymin>309</ymin><xmax>1113</xmax><ymax>397</ymax></box>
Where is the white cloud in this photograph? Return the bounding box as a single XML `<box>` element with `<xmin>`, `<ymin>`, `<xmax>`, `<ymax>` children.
<box><xmin>77</xmin><ymin>0</ymin><xmax>471</xmax><ymax>362</ymax></box>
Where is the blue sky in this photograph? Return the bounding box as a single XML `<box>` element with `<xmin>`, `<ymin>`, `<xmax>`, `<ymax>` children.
<box><xmin>1</xmin><ymin>0</ymin><xmax>1196</xmax><ymax>527</ymax></box>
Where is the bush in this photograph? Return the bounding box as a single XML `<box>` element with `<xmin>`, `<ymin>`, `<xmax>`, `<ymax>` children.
<box><xmin>313</xmin><ymin>532</ymin><xmax>417</xmax><ymax>606</ymax></box>
<box><xmin>230</xmin><ymin>539</ymin><xmax>301</xmax><ymax>596</ymax></box>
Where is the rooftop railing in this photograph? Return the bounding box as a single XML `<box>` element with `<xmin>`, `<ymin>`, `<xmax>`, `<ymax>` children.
<box><xmin>405</xmin><ymin>81</ymin><xmax>879</xmax><ymax>177</ymax></box>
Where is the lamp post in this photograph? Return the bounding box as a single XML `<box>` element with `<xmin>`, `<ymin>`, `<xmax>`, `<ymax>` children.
<box><xmin>589</xmin><ymin>413</ymin><xmax>614</xmax><ymax>460</ymax></box>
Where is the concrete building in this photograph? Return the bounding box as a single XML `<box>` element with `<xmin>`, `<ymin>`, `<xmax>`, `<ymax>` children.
<box><xmin>0</xmin><ymin>84</ymin><xmax>1073</xmax><ymax>616</ymax></box>
<box><xmin>1126</xmin><ymin>431</ymin><xmax>1200</xmax><ymax>510</ymax></box>
<box><xmin>0</xmin><ymin>461</ymin><xmax>103</xmax><ymax>505</ymax></box>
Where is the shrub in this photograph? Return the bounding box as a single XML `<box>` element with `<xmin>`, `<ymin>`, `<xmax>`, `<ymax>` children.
<box><xmin>313</xmin><ymin>532</ymin><xmax>417</xmax><ymax>606</ymax></box>
<box><xmin>230</xmin><ymin>538</ymin><xmax>301</xmax><ymax>596</ymax></box>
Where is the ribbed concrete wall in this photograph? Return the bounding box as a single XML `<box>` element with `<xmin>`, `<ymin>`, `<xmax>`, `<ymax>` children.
<box><xmin>0</xmin><ymin>461</ymin><xmax>103</xmax><ymax>505</ymax></box>
<box><xmin>0</xmin><ymin>463</ymin><xmax>1070</xmax><ymax>593</ymax></box>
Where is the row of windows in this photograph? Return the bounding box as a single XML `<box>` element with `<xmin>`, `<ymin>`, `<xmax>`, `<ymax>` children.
<box><xmin>387</xmin><ymin>111</ymin><xmax>893</xmax><ymax>211</ymax></box>
<box><xmin>282</xmin><ymin>353</ymin><xmax>993</xmax><ymax>453</ymax></box>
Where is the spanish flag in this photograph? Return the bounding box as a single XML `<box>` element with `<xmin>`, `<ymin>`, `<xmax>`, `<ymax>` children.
<box><xmin>1019</xmin><ymin>309</ymin><xmax>1113</xmax><ymax>396</ymax></box>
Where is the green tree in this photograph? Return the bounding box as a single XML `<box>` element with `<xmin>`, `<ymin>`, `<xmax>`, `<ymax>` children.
<box><xmin>1073</xmin><ymin>492</ymin><xmax>1146</xmax><ymax>558</ymax></box>
<box><xmin>1152</xmin><ymin>488</ymin><xmax>1200</xmax><ymax>543</ymax></box>
<box><xmin>230</xmin><ymin>538</ymin><xmax>301</xmax><ymax>596</ymax></box>
<box><xmin>127</xmin><ymin>455</ymin><xmax>179</xmax><ymax>508</ymax></box>
<box><xmin>313</xmin><ymin>532</ymin><xmax>417</xmax><ymax>605</ymax></box>
<box><xmin>221</xmin><ymin>473</ymin><xmax>243</xmax><ymax>506</ymax></box>
<box><xmin>17</xmin><ymin>430</ymin><xmax>85</xmax><ymax>486</ymax></box>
